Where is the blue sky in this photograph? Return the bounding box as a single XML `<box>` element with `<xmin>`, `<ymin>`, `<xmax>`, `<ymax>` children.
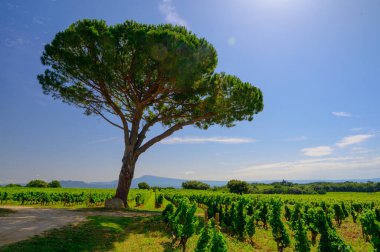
<box><xmin>0</xmin><ymin>0</ymin><xmax>379</xmax><ymax>183</ymax></box>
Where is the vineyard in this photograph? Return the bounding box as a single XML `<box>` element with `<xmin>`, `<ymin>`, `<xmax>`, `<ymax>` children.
<box><xmin>161</xmin><ymin>190</ymin><xmax>380</xmax><ymax>251</ymax></box>
<box><xmin>0</xmin><ymin>187</ymin><xmax>379</xmax><ymax>251</ymax></box>
<box><xmin>0</xmin><ymin>187</ymin><xmax>155</xmax><ymax>208</ymax></box>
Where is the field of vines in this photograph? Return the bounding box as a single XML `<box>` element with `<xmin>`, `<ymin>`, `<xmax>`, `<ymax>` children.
<box><xmin>1</xmin><ymin>187</ymin><xmax>379</xmax><ymax>251</ymax></box>
<box><xmin>161</xmin><ymin>190</ymin><xmax>380</xmax><ymax>251</ymax></box>
<box><xmin>0</xmin><ymin>187</ymin><xmax>155</xmax><ymax>208</ymax></box>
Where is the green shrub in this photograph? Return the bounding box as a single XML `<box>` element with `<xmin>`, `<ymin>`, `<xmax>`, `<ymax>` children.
<box><xmin>138</xmin><ymin>182</ymin><xmax>150</xmax><ymax>189</ymax></box>
<box><xmin>227</xmin><ymin>180</ymin><xmax>249</xmax><ymax>194</ymax></box>
<box><xmin>182</xmin><ymin>180</ymin><xmax>210</xmax><ymax>190</ymax></box>
<box><xmin>48</xmin><ymin>180</ymin><xmax>61</xmax><ymax>188</ymax></box>
<box><xmin>26</xmin><ymin>179</ymin><xmax>48</xmax><ymax>188</ymax></box>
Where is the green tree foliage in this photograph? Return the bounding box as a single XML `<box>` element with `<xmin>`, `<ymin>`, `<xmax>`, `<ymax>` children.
<box><xmin>5</xmin><ymin>184</ymin><xmax>22</xmax><ymax>187</ymax></box>
<box><xmin>48</xmin><ymin>180</ymin><xmax>62</xmax><ymax>188</ymax></box>
<box><xmin>38</xmin><ymin>19</ymin><xmax>264</xmax><ymax>207</ymax></box>
<box><xmin>182</xmin><ymin>180</ymin><xmax>210</xmax><ymax>190</ymax></box>
<box><xmin>227</xmin><ymin>180</ymin><xmax>250</xmax><ymax>194</ymax></box>
<box><xmin>269</xmin><ymin>199</ymin><xmax>290</xmax><ymax>252</ymax></box>
<box><xmin>138</xmin><ymin>182</ymin><xmax>150</xmax><ymax>189</ymax></box>
<box><xmin>26</xmin><ymin>180</ymin><xmax>48</xmax><ymax>188</ymax></box>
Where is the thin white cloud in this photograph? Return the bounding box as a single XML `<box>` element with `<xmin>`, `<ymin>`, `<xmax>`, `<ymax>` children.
<box><xmin>227</xmin><ymin>36</ymin><xmax>236</xmax><ymax>46</ymax></box>
<box><xmin>336</xmin><ymin>134</ymin><xmax>373</xmax><ymax>148</ymax></box>
<box><xmin>351</xmin><ymin>147</ymin><xmax>371</xmax><ymax>154</ymax></box>
<box><xmin>351</xmin><ymin>127</ymin><xmax>363</xmax><ymax>131</ymax></box>
<box><xmin>159</xmin><ymin>0</ymin><xmax>188</xmax><ymax>27</ymax></box>
<box><xmin>234</xmin><ymin>156</ymin><xmax>380</xmax><ymax>180</ymax></box>
<box><xmin>286</xmin><ymin>136</ymin><xmax>308</xmax><ymax>142</ymax></box>
<box><xmin>33</xmin><ymin>17</ymin><xmax>45</xmax><ymax>25</ymax></box>
<box><xmin>161</xmin><ymin>137</ymin><xmax>255</xmax><ymax>144</ymax></box>
<box><xmin>184</xmin><ymin>171</ymin><xmax>194</xmax><ymax>175</ymax></box>
<box><xmin>332</xmin><ymin>111</ymin><xmax>352</xmax><ymax>117</ymax></box>
<box><xmin>3</xmin><ymin>37</ymin><xmax>27</xmax><ymax>47</ymax></box>
<box><xmin>300</xmin><ymin>134</ymin><xmax>373</xmax><ymax>157</ymax></box>
<box><xmin>301</xmin><ymin>146</ymin><xmax>333</xmax><ymax>157</ymax></box>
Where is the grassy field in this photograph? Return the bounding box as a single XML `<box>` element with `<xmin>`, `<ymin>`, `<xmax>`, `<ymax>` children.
<box><xmin>0</xmin><ymin>188</ymin><xmax>378</xmax><ymax>251</ymax></box>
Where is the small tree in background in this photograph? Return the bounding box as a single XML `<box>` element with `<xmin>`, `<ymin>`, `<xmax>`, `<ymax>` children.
<box><xmin>5</xmin><ymin>184</ymin><xmax>22</xmax><ymax>187</ymax></box>
<box><xmin>227</xmin><ymin>180</ymin><xmax>250</xmax><ymax>194</ymax></box>
<box><xmin>48</xmin><ymin>180</ymin><xmax>61</xmax><ymax>188</ymax></box>
<box><xmin>26</xmin><ymin>179</ymin><xmax>48</xmax><ymax>188</ymax></box>
<box><xmin>138</xmin><ymin>182</ymin><xmax>150</xmax><ymax>189</ymax></box>
<box><xmin>182</xmin><ymin>180</ymin><xmax>210</xmax><ymax>190</ymax></box>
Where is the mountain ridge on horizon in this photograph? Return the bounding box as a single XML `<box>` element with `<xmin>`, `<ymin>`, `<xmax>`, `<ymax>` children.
<box><xmin>56</xmin><ymin>175</ymin><xmax>380</xmax><ymax>189</ymax></box>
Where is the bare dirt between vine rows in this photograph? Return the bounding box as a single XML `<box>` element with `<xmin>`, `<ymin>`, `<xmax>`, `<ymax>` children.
<box><xmin>0</xmin><ymin>206</ymin><xmax>159</xmax><ymax>247</ymax></box>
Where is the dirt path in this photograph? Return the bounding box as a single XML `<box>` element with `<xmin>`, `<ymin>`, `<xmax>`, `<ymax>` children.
<box><xmin>0</xmin><ymin>206</ymin><xmax>159</xmax><ymax>247</ymax></box>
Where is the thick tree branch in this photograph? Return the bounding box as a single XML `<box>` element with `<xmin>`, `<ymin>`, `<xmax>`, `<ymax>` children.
<box><xmin>98</xmin><ymin>82</ymin><xmax>130</xmax><ymax>141</ymax></box>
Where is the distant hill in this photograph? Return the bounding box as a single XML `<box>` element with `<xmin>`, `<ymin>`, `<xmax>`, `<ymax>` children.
<box><xmin>60</xmin><ymin>175</ymin><xmax>226</xmax><ymax>189</ymax></box>
<box><xmin>58</xmin><ymin>176</ymin><xmax>380</xmax><ymax>189</ymax></box>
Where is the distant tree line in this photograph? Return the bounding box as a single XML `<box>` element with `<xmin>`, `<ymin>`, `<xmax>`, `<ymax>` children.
<box><xmin>2</xmin><ymin>179</ymin><xmax>62</xmax><ymax>188</ymax></box>
<box><xmin>179</xmin><ymin>179</ymin><xmax>380</xmax><ymax>195</ymax></box>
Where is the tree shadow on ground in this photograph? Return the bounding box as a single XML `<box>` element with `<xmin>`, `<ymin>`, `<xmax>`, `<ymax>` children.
<box><xmin>0</xmin><ymin>208</ymin><xmax>16</xmax><ymax>217</ymax></box>
<box><xmin>0</xmin><ymin>215</ymin><xmax>176</xmax><ymax>252</ymax></box>
<box><xmin>73</xmin><ymin>207</ymin><xmax>161</xmax><ymax>215</ymax></box>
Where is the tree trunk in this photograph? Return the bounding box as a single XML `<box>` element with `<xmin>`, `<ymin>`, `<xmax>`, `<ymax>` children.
<box><xmin>115</xmin><ymin>151</ymin><xmax>136</xmax><ymax>208</ymax></box>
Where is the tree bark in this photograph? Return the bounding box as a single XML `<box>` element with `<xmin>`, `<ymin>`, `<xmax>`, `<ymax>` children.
<box><xmin>115</xmin><ymin>151</ymin><xmax>136</xmax><ymax>208</ymax></box>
